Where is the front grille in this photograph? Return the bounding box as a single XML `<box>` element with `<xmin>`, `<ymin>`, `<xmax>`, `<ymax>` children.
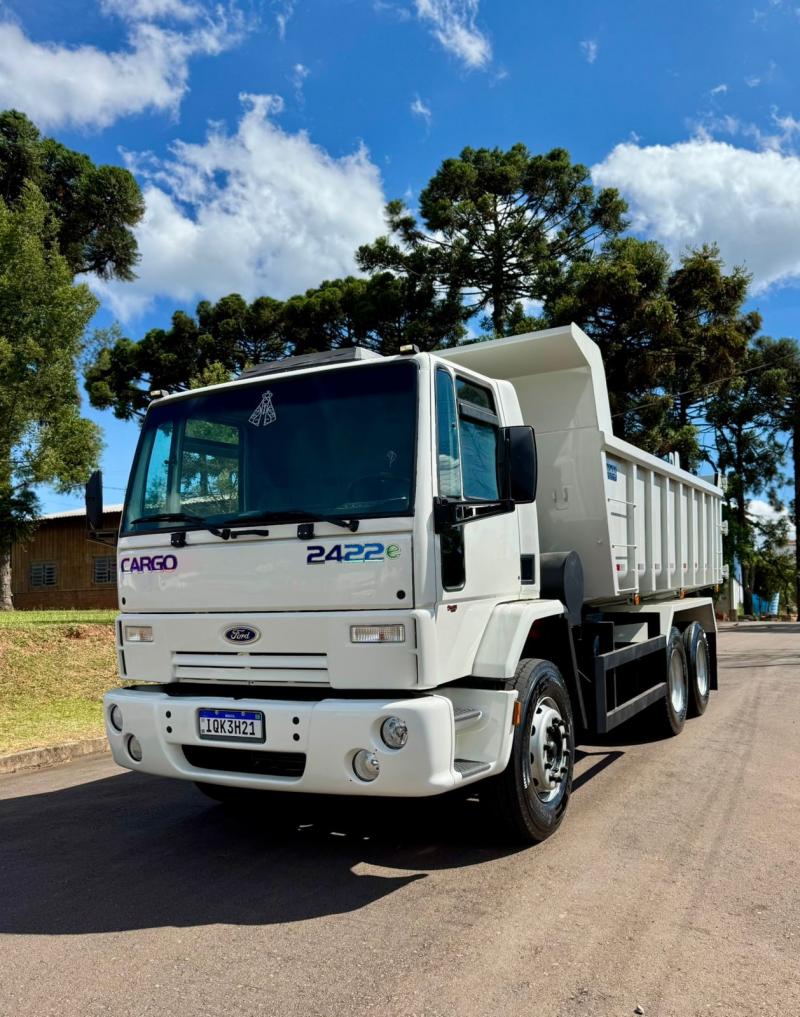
<box><xmin>172</xmin><ymin>651</ymin><xmax>329</xmax><ymax>685</ymax></box>
<box><xmin>182</xmin><ymin>744</ymin><xmax>306</xmax><ymax>778</ymax></box>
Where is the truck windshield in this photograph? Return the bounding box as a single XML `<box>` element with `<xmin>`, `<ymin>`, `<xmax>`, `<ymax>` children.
<box><xmin>121</xmin><ymin>360</ymin><xmax>418</xmax><ymax>535</ymax></box>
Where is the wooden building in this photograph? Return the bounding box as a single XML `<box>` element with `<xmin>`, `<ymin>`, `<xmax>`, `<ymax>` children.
<box><xmin>11</xmin><ymin>505</ymin><xmax>123</xmax><ymax>610</ymax></box>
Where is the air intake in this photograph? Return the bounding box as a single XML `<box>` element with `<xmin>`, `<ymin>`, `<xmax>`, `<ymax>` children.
<box><xmin>239</xmin><ymin>346</ymin><xmax>383</xmax><ymax>379</ymax></box>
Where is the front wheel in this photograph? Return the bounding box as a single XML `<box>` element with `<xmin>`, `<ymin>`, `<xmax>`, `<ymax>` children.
<box><xmin>481</xmin><ymin>658</ymin><xmax>574</xmax><ymax>843</ymax></box>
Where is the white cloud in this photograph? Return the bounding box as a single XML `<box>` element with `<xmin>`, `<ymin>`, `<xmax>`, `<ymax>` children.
<box><xmin>101</xmin><ymin>0</ymin><xmax>201</xmax><ymax>20</ymax></box>
<box><xmin>593</xmin><ymin>137</ymin><xmax>800</xmax><ymax>293</ymax></box>
<box><xmin>580</xmin><ymin>39</ymin><xmax>598</xmax><ymax>64</ymax></box>
<box><xmin>290</xmin><ymin>62</ymin><xmax>310</xmax><ymax>102</ymax></box>
<box><xmin>745</xmin><ymin>75</ymin><xmax>761</xmax><ymax>87</ymax></box>
<box><xmin>410</xmin><ymin>95</ymin><xmax>432</xmax><ymax>125</ymax></box>
<box><xmin>749</xmin><ymin>499</ymin><xmax>796</xmax><ymax>540</ymax></box>
<box><xmin>0</xmin><ymin>3</ymin><xmax>244</xmax><ymax>130</ymax></box>
<box><xmin>93</xmin><ymin>94</ymin><xmax>387</xmax><ymax>319</ymax></box>
<box><xmin>414</xmin><ymin>0</ymin><xmax>491</xmax><ymax>69</ymax></box>
<box><xmin>710</xmin><ymin>82</ymin><xmax>728</xmax><ymax>95</ymax></box>
<box><xmin>273</xmin><ymin>0</ymin><xmax>294</xmax><ymax>39</ymax></box>
<box><xmin>373</xmin><ymin>0</ymin><xmax>412</xmax><ymax>20</ymax></box>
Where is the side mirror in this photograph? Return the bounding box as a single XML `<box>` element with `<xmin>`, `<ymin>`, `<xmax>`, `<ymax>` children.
<box><xmin>86</xmin><ymin>469</ymin><xmax>103</xmax><ymax>532</ymax></box>
<box><xmin>502</xmin><ymin>425</ymin><xmax>537</xmax><ymax>503</ymax></box>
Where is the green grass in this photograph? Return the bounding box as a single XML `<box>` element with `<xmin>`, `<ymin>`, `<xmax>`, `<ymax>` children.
<box><xmin>0</xmin><ymin>610</ymin><xmax>119</xmax><ymax>755</ymax></box>
<box><xmin>0</xmin><ymin>609</ymin><xmax>117</xmax><ymax>628</ymax></box>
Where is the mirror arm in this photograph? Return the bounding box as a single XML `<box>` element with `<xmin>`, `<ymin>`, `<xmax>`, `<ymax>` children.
<box><xmin>433</xmin><ymin>496</ymin><xmax>515</xmax><ymax>534</ymax></box>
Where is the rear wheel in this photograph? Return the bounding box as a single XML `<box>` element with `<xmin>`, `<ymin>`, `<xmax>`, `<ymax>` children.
<box><xmin>654</xmin><ymin>627</ymin><xmax>688</xmax><ymax>736</ymax></box>
<box><xmin>683</xmin><ymin>622</ymin><xmax>711</xmax><ymax>716</ymax></box>
<box><xmin>481</xmin><ymin>658</ymin><xmax>574</xmax><ymax>843</ymax></box>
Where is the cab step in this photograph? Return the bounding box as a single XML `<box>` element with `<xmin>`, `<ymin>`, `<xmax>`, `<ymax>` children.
<box><xmin>454</xmin><ymin>759</ymin><xmax>491</xmax><ymax>778</ymax></box>
<box><xmin>453</xmin><ymin>706</ymin><xmax>483</xmax><ymax>727</ymax></box>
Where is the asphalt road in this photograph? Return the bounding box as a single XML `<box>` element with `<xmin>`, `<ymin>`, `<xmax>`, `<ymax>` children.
<box><xmin>1</xmin><ymin>623</ymin><xmax>798</xmax><ymax>1017</ymax></box>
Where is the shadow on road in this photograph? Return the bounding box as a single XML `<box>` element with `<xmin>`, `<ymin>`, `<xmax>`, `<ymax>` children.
<box><xmin>0</xmin><ymin>772</ymin><xmax>488</xmax><ymax>936</ymax></box>
<box><xmin>0</xmin><ymin>734</ymin><xmax>628</xmax><ymax>938</ymax></box>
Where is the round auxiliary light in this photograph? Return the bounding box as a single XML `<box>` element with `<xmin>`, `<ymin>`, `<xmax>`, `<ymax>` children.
<box><xmin>380</xmin><ymin>716</ymin><xmax>408</xmax><ymax>750</ymax></box>
<box><xmin>127</xmin><ymin>735</ymin><xmax>143</xmax><ymax>762</ymax></box>
<box><xmin>109</xmin><ymin>704</ymin><xmax>124</xmax><ymax>732</ymax></box>
<box><xmin>352</xmin><ymin>749</ymin><xmax>380</xmax><ymax>782</ymax></box>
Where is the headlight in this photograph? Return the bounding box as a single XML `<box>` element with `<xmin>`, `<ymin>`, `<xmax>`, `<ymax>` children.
<box><xmin>124</xmin><ymin>625</ymin><xmax>153</xmax><ymax>643</ymax></box>
<box><xmin>380</xmin><ymin>716</ymin><xmax>408</xmax><ymax>749</ymax></box>
<box><xmin>350</xmin><ymin>624</ymin><xmax>405</xmax><ymax>644</ymax></box>
<box><xmin>109</xmin><ymin>704</ymin><xmax>124</xmax><ymax>732</ymax></box>
<box><xmin>127</xmin><ymin>735</ymin><xmax>143</xmax><ymax>762</ymax></box>
<box><xmin>352</xmin><ymin>749</ymin><xmax>380</xmax><ymax>782</ymax></box>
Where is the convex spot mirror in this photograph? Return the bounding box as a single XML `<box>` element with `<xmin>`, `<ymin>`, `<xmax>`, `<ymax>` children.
<box><xmin>502</xmin><ymin>425</ymin><xmax>537</xmax><ymax>503</ymax></box>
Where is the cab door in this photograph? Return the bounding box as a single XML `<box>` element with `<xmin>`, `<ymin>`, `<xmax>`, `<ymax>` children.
<box><xmin>433</xmin><ymin>367</ymin><xmax>522</xmax><ymax>681</ymax></box>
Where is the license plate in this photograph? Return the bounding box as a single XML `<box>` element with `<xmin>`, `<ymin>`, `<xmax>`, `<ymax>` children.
<box><xmin>197</xmin><ymin>709</ymin><xmax>265</xmax><ymax>743</ymax></box>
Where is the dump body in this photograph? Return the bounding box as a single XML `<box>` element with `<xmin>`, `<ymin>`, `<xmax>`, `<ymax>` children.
<box><xmin>439</xmin><ymin>323</ymin><xmax>724</xmax><ymax>603</ymax></box>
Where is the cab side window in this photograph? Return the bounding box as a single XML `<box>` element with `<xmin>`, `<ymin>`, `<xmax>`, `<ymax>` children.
<box><xmin>436</xmin><ymin>368</ymin><xmax>462</xmax><ymax>498</ymax></box>
<box><xmin>435</xmin><ymin>368</ymin><xmax>465</xmax><ymax>590</ymax></box>
<box><xmin>455</xmin><ymin>378</ymin><xmax>499</xmax><ymax>501</ymax></box>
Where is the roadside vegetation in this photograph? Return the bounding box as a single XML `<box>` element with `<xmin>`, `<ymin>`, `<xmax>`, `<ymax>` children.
<box><xmin>0</xmin><ymin>610</ymin><xmax>117</xmax><ymax>755</ymax></box>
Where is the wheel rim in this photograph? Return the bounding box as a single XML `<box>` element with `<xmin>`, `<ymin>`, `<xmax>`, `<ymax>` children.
<box><xmin>669</xmin><ymin>651</ymin><xmax>687</xmax><ymax>714</ymax></box>
<box><xmin>695</xmin><ymin>640</ymin><xmax>709</xmax><ymax>697</ymax></box>
<box><xmin>526</xmin><ymin>695</ymin><xmax>569</xmax><ymax>803</ymax></box>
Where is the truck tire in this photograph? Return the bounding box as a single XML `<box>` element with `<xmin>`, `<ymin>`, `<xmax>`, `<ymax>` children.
<box><xmin>654</xmin><ymin>627</ymin><xmax>689</xmax><ymax>736</ymax></box>
<box><xmin>481</xmin><ymin>658</ymin><xmax>574</xmax><ymax>844</ymax></box>
<box><xmin>683</xmin><ymin>622</ymin><xmax>711</xmax><ymax>716</ymax></box>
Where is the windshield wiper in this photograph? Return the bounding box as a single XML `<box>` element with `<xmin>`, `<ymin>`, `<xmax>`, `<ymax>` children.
<box><xmin>239</xmin><ymin>509</ymin><xmax>360</xmax><ymax>533</ymax></box>
<box><xmin>130</xmin><ymin>511</ymin><xmax>238</xmax><ymax>540</ymax></box>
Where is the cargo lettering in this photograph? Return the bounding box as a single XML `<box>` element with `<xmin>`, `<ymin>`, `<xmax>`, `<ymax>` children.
<box><xmin>120</xmin><ymin>554</ymin><xmax>178</xmax><ymax>573</ymax></box>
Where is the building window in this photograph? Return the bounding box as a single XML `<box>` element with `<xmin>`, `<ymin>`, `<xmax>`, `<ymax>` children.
<box><xmin>93</xmin><ymin>556</ymin><xmax>117</xmax><ymax>585</ymax></box>
<box><xmin>31</xmin><ymin>561</ymin><xmax>57</xmax><ymax>587</ymax></box>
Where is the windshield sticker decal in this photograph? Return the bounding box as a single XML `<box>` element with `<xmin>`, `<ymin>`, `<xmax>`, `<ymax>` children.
<box><xmin>249</xmin><ymin>390</ymin><xmax>277</xmax><ymax>427</ymax></box>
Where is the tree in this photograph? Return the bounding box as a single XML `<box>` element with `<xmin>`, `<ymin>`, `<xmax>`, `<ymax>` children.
<box><xmin>85</xmin><ymin>273</ymin><xmax>467</xmax><ymax>418</ymax></box>
<box><xmin>704</xmin><ymin>335</ymin><xmax>795</xmax><ymax>613</ymax></box>
<box><xmin>0</xmin><ymin>187</ymin><xmax>102</xmax><ymax>608</ymax></box>
<box><xmin>357</xmin><ymin>145</ymin><xmax>627</xmax><ymax>336</ymax></box>
<box><xmin>751</xmin><ymin>517</ymin><xmax>796</xmax><ymax>614</ymax></box>
<box><xmin>0</xmin><ymin>109</ymin><xmax>144</xmax><ymax>280</ymax></box>
<box><xmin>86</xmin><ymin>292</ymin><xmax>290</xmax><ymax>420</ymax></box>
<box><xmin>545</xmin><ymin>239</ymin><xmax>759</xmax><ymax>469</ymax></box>
<box><xmin>283</xmin><ymin>273</ymin><xmax>464</xmax><ymax>355</ymax></box>
<box><xmin>765</xmin><ymin>338</ymin><xmax>800</xmax><ymax>613</ymax></box>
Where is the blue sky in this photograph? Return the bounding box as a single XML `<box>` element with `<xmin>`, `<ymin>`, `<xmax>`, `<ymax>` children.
<box><xmin>2</xmin><ymin>0</ymin><xmax>800</xmax><ymax>514</ymax></box>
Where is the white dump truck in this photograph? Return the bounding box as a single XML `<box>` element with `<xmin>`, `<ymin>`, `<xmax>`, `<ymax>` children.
<box><xmin>87</xmin><ymin>324</ymin><xmax>723</xmax><ymax>842</ymax></box>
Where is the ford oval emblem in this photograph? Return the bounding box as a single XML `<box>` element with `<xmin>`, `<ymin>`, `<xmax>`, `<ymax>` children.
<box><xmin>223</xmin><ymin>625</ymin><xmax>261</xmax><ymax>645</ymax></box>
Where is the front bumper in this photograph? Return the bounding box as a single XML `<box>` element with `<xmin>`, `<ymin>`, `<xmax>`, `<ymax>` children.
<box><xmin>105</xmin><ymin>687</ymin><xmax>515</xmax><ymax>797</ymax></box>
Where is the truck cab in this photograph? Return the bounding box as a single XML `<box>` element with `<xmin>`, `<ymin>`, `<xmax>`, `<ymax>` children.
<box><xmin>95</xmin><ymin>326</ymin><xmax>721</xmax><ymax>843</ymax></box>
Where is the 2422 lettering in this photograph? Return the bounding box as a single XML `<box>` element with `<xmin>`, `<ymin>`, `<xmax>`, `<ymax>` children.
<box><xmin>306</xmin><ymin>543</ymin><xmax>400</xmax><ymax>564</ymax></box>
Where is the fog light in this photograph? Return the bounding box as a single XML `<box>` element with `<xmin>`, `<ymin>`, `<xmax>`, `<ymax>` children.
<box><xmin>109</xmin><ymin>704</ymin><xmax>124</xmax><ymax>732</ymax></box>
<box><xmin>127</xmin><ymin>735</ymin><xmax>143</xmax><ymax>762</ymax></box>
<box><xmin>124</xmin><ymin>625</ymin><xmax>153</xmax><ymax>643</ymax></box>
<box><xmin>350</xmin><ymin>624</ymin><xmax>405</xmax><ymax>643</ymax></box>
<box><xmin>380</xmin><ymin>716</ymin><xmax>408</xmax><ymax>749</ymax></box>
<box><xmin>352</xmin><ymin>749</ymin><xmax>380</xmax><ymax>782</ymax></box>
